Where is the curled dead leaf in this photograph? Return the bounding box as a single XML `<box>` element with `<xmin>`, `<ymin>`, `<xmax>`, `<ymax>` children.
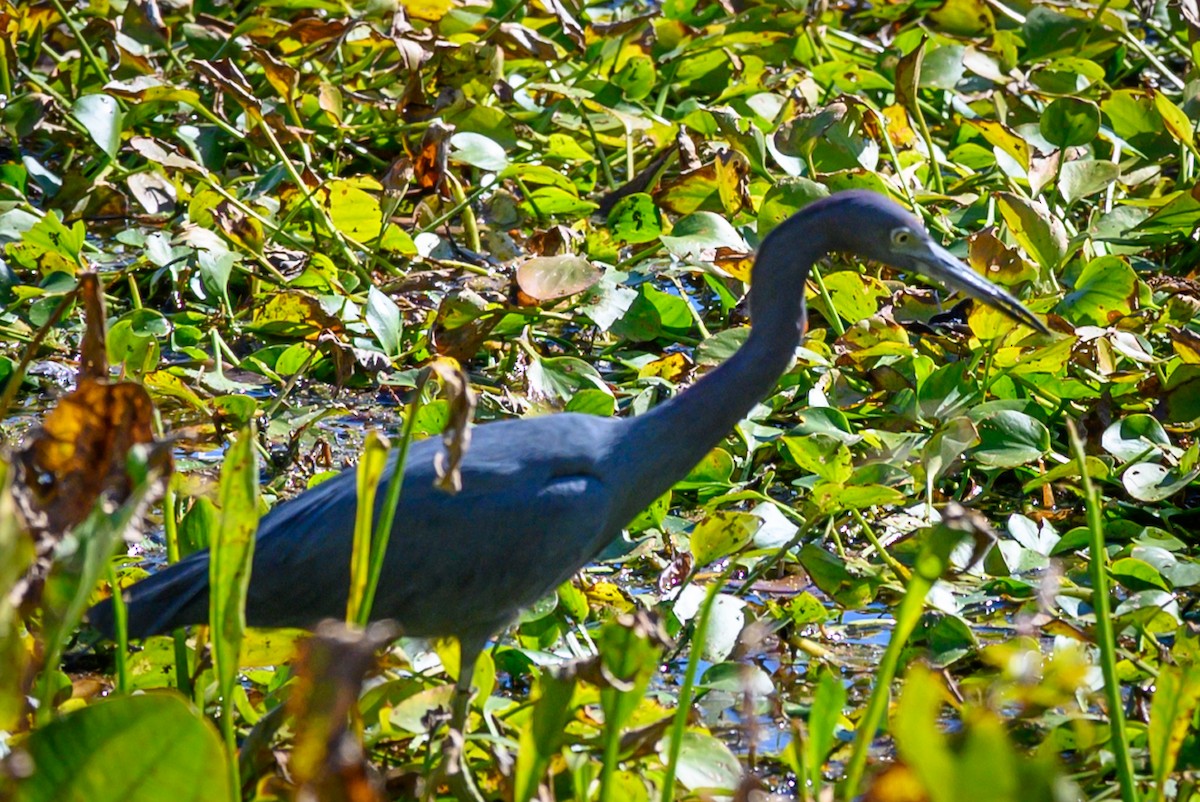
<box><xmin>12</xmin><ymin>379</ymin><xmax>171</xmax><ymax>545</ymax></box>
<box><xmin>427</xmin><ymin>359</ymin><xmax>475</xmax><ymax>494</ymax></box>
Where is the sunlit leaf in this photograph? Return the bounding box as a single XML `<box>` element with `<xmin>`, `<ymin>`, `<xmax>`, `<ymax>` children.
<box><xmin>14</xmin><ymin>694</ymin><xmax>231</xmax><ymax>802</ymax></box>
<box><xmin>671</xmin><ymin>731</ymin><xmax>742</xmax><ymax>793</ymax></box>
<box><xmin>996</xmin><ymin>192</ymin><xmax>1067</xmax><ymax>274</ymax></box>
<box><xmin>690</xmin><ymin>510</ymin><xmax>759</xmax><ymax>567</ymax></box>
<box><xmin>516</xmin><ymin>254</ymin><xmax>602</xmax><ymax>301</ymax></box>
<box><xmin>607</xmin><ymin>193</ymin><xmax>663</xmax><ymax>244</ymax></box>
<box><xmin>1055</xmin><ymin>255</ymin><xmax>1136</xmax><ymax>325</ymax></box>
<box><xmin>73</xmin><ymin>94</ymin><xmax>124</xmax><ymax>158</ymax></box>
<box><xmin>449</xmin><ymin>132</ymin><xmax>509</xmax><ymax>172</ymax></box>
<box><xmin>1059</xmin><ymin>160</ymin><xmax>1119</xmax><ymax>204</ymax></box>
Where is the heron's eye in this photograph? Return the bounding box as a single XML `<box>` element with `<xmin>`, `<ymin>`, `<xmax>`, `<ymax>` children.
<box><xmin>891</xmin><ymin>228</ymin><xmax>913</xmax><ymax>247</ymax></box>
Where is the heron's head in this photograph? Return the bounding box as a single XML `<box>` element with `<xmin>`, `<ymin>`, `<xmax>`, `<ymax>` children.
<box><xmin>811</xmin><ymin>191</ymin><xmax>1048</xmax><ymax>334</ymax></box>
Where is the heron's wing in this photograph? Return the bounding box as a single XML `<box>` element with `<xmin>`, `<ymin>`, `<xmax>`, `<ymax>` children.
<box><xmin>371</xmin><ymin>469</ymin><xmax>615</xmax><ymax>640</ymax></box>
<box><xmin>241</xmin><ymin>413</ymin><xmax>624</xmax><ymax>637</ymax></box>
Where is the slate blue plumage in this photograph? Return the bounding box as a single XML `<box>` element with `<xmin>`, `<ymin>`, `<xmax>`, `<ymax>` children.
<box><xmin>88</xmin><ymin>191</ymin><xmax>1046</xmax><ymax>677</ymax></box>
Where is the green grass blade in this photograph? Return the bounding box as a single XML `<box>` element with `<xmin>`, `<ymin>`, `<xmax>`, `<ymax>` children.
<box><xmin>209</xmin><ymin>424</ymin><xmax>260</xmax><ymax>794</ymax></box>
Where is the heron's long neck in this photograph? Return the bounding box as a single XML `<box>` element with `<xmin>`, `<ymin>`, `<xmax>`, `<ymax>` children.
<box><xmin>610</xmin><ymin>227</ymin><xmax>829</xmax><ymax>519</ymax></box>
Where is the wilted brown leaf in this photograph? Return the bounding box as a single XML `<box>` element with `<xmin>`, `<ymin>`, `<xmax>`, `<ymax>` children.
<box><xmin>289</xmin><ymin>621</ymin><xmax>399</xmax><ymax>802</ymax></box>
<box><xmin>250</xmin><ymin>291</ymin><xmax>343</xmax><ymax>339</ymax></box>
<box><xmin>414</xmin><ymin>121</ymin><xmax>454</xmax><ymax>190</ymax></box>
<box><xmin>12</xmin><ymin>379</ymin><xmax>166</xmax><ymax>543</ymax></box>
<box><xmin>427</xmin><ymin>359</ymin><xmax>475</xmax><ymax>494</ymax></box>
<box><xmin>968</xmin><ymin>227</ymin><xmax>1036</xmax><ymax>286</ymax></box>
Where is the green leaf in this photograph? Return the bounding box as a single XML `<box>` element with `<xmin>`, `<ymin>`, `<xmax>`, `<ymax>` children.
<box><xmin>0</xmin><ymin>461</ymin><xmax>32</xmax><ymax>731</ymax></box>
<box><xmin>1059</xmin><ymin>160</ymin><xmax>1119</xmax><ymax>204</ymax></box>
<box><xmin>920</xmin><ymin>44</ymin><xmax>966</xmax><ymax>90</ymax></box>
<box><xmin>822</xmin><ymin>270</ymin><xmax>890</xmax><ymax>324</ymax></box>
<box><xmin>526</xmin><ymin>186</ymin><xmax>597</xmax><ymax>216</ymax></box>
<box><xmin>607</xmin><ymin>193</ymin><xmax>663</xmax><ymax>244</ymax></box>
<box><xmin>672</xmin><ymin>731</ymin><xmax>742</xmax><ymax>793</ymax></box>
<box><xmin>565</xmin><ymin>388</ymin><xmax>615</xmax><ymax>416</ymax></box>
<box><xmin>996</xmin><ymin>192</ymin><xmax>1067</xmax><ymax>274</ymax></box>
<box><xmin>1149</xmin><ymin>664</ymin><xmax>1200</xmax><ymax>794</ymax></box>
<box><xmin>15</xmin><ymin>694</ymin><xmax>231</xmax><ymax>802</ymax></box>
<box><xmin>1040</xmin><ymin>98</ymin><xmax>1100</xmax><ymax>148</ymax></box>
<box><xmin>449</xmin><ymin>132</ymin><xmax>509</xmax><ymax>171</ymax></box>
<box><xmin>597</xmin><ymin>615</ymin><xmax>661</xmax><ymax>733</ymax></box>
<box><xmin>1153</xmin><ymin>90</ymin><xmax>1197</xmax><ymax>151</ymax></box>
<box><xmin>782</xmin><ymin>434</ymin><xmax>853</xmax><ymax>483</ymax></box>
<box><xmin>892</xmin><ymin>666</ymin><xmax>954</xmax><ymax>802</ymax></box>
<box><xmin>757</xmin><ymin>177</ymin><xmax>829</xmax><ymax>236</ymax></box>
<box><xmin>798</xmin><ymin>543</ymin><xmax>881</xmax><ymax>609</ymax></box>
<box><xmin>613</xmin><ymin>55</ymin><xmax>656</xmax><ymax>100</ymax></box>
<box><xmin>73</xmin><ymin>94</ymin><xmax>124</xmax><ymax>158</ymax></box>
<box><xmin>660</xmin><ymin>211</ymin><xmax>747</xmax><ymax>260</ymax></box>
<box><xmin>516</xmin><ymin>254</ymin><xmax>602</xmax><ymax>301</ymax></box>
<box><xmin>526</xmin><ymin>354</ymin><xmax>610</xmax><ymax>404</ymax></box>
<box><xmin>811</xmin><ymin>482</ymin><xmax>907</xmax><ymax>514</ymax></box>
<box><xmin>1101</xmin><ymin>414</ymin><xmax>1171</xmax><ymax>462</ymax></box>
<box><xmin>690</xmin><ymin>510</ymin><xmax>759</xmax><ymax>566</ymax></box>
<box><xmin>1055</xmin><ymin>255</ymin><xmax>1136</xmax><ymax>326</ymax></box>
<box><xmin>324</xmin><ymin>179</ymin><xmax>383</xmax><ymax>241</ymax></box>
<box><xmin>970</xmin><ymin>410</ymin><xmax>1050</xmax><ymax>469</ymax></box>
<box><xmin>210</xmin><ymin>425</ymin><xmax>259</xmax><ymax>749</ymax></box>
<box><xmin>1123</xmin><ymin>463</ymin><xmax>1200</xmax><ymax>502</ymax></box>
<box><xmin>514</xmin><ymin>671</ymin><xmax>577</xmax><ymax>802</ymax></box>
<box><xmin>6</xmin><ymin>212</ymin><xmax>85</xmax><ymax>274</ymax></box>
<box><xmin>928</xmin><ymin>0</ymin><xmax>995</xmax><ymax>35</ymax></box>
<box><xmin>922</xmin><ymin>416</ymin><xmax>979</xmax><ymax>488</ymax></box>
<box><xmin>805</xmin><ymin>669</ymin><xmax>847</xmax><ymax>792</ymax></box>
<box><xmin>348</xmin><ymin>431</ymin><xmax>390</xmax><ymax>625</ymax></box>
<box><xmin>1111</xmin><ymin>557</ymin><xmax>1170</xmax><ymax>591</ymax></box>
<box><xmin>365</xmin><ymin>286</ymin><xmax>402</xmax><ymax>358</ymax></box>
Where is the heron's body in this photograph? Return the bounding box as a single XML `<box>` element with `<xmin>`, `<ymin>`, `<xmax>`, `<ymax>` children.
<box><xmin>89</xmin><ymin>191</ymin><xmax>1046</xmax><ymax>660</ymax></box>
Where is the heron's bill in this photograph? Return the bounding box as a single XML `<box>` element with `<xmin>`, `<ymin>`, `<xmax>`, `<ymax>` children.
<box><xmin>917</xmin><ymin>242</ymin><xmax>1049</xmax><ymax>334</ymax></box>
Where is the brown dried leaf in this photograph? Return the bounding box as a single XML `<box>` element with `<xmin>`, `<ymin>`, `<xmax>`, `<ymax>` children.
<box><xmin>249</xmin><ymin>46</ymin><xmax>299</xmax><ymax>102</ymax></box>
<box><xmin>414</xmin><ymin>121</ymin><xmax>454</xmax><ymax>191</ymax></box>
<box><xmin>289</xmin><ymin>621</ymin><xmax>399</xmax><ymax>802</ymax></box>
<box><xmin>275</xmin><ymin>16</ymin><xmax>348</xmax><ymax>46</ymax></box>
<box><xmin>128</xmin><ymin>136</ymin><xmax>206</xmax><ymax>174</ymax></box>
<box><xmin>1169</xmin><ymin>326</ymin><xmax>1200</xmax><ymax>365</ymax></box>
<box><xmin>495</xmin><ymin>22</ymin><xmax>559</xmax><ymax>60</ymax></box>
<box><xmin>126</xmin><ymin>171</ymin><xmax>177</xmax><ymax>216</ymax></box>
<box><xmin>78</xmin><ymin>273</ymin><xmax>108</xmax><ymax>382</ymax></box>
<box><xmin>12</xmin><ymin>379</ymin><xmax>166</xmax><ymax>543</ymax></box>
<box><xmin>894</xmin><ymin>36</ymin><xmax>926</xmax><ymax>116</ymax></box>
<box><xmin>428</xmin><ymin>359</ymin><xmax>476</xmax><ymax>494</ymax></box>
<box><xmin>539</xmin><ymin>0</ymin><xmax>585</xmax><ymax>48</ymax></box>
<box><xmin>194</xmin><ymin>58</ymin><xmax>261</xmax><ymax>115</ymax></box>
<box><xmin>967</xmin><ymin>227</ymin><xmax>1036</xmax><ymax>286</ymax></box>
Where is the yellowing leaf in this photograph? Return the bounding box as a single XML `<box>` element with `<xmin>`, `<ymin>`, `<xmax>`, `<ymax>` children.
<box><xmin>399</xmin><ymin>0</ymin><xmax>454</xmax><ymax>22</ymax></box>
<box><xmin>969</xmin><ymin>119</ymin><xmax>1030</xmax><ymax>171</ymax></box>
<box><xmin>638</xmin><ymin>352</ymin><xmax>691</xmax><ymax>381</ymax></box>
<box><xmin>322</xmin><ymin>180</ymin><xmax>382</xmax><ymax>242</ymax></box>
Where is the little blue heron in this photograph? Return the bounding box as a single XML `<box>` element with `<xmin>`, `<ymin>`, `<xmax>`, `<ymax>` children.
<box><xmin>89</xmin><ymin>190</ymin><xmax>1045</xmax><ymax>720</ymax></box>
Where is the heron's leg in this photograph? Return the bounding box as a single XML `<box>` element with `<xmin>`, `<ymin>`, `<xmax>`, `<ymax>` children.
<box><xmin>449</xmin><ymin>643</ymin><xmax>478</xmax><ymax>734</ymax></box>
<box><xmin>444</xmin><ymin>637</ymin><xmax>487</xmax><ymax>802</ymax></box>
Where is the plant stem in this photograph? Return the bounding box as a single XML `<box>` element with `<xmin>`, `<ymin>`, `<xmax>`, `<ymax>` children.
<box><xmin>357</xmin><ymin>370</ymin><xmax>432</xmax><ymax>625</ymax></box>
<box><xmin>1068</xmin><ymin>421</ymin><xmax>1139</xmax><ymax>802</ymax></box>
